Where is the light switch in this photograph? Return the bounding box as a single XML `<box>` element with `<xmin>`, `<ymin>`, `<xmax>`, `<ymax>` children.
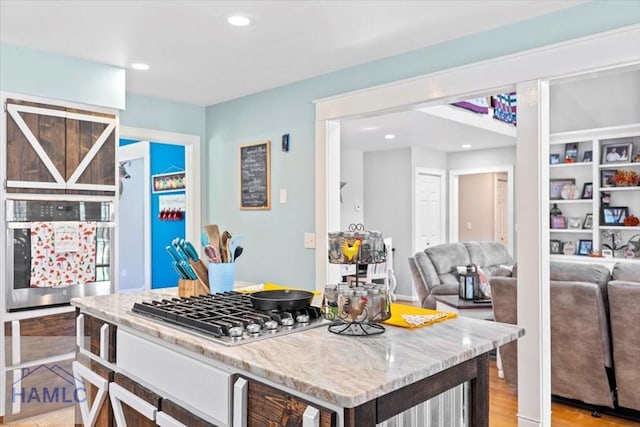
<box><xmin>354</xmin><ymin>203</ymin><xmax>361</xmax><ymax>212</ymax></box>
<box><xmin>280</xmin><ymin>188</ymin><xmax>287</xmax><ymax>204</ymax></box>
<box><xmin>304</xmin><ymin>233</ymin><xmax>316</xmax><ymax>249</ymax></box>
<box><xmin>466</xmin><ymin>221</ymin><xmax>472</xmax><ymax>230</ymax></box>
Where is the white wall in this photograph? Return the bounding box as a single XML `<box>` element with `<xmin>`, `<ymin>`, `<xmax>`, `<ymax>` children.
<box><xmin>551</xmin><ymin>70</ymin><xmax>640</xmax><ymax>133</ymax></box>
<box><xmin>458</xmin><ymin>173</ymin><xmax>495</xmax><ymax>241</ymax></box>
<box><xmin>363</xmin><ymin>148</ymin><xmax>413</xmax><ymax>297</ymax></box>
<box><xmin>340</xmin><ymin>149</ymin><xmax>364</xmax><ymax>229</ymax></box>
<box><xmin>447</xmin><ymin>145</ymin><xmax>516</xmax><ymax>170</ymax></box>
<box><xmin>412</xmin><ymin>145</ymin><xmax>448</xmax><ymax>169</ymax></box>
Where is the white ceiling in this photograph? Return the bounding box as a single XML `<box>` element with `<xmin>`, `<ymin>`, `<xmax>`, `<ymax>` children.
<box><xmin>0</xmin><ymin>0</ymin><xmax>581</xmax><ymax>106</ymax></box>
<box><xmin>341</xmin><ymin>107</ymin><xmax>516</xmax><ymax>153</ymax></box>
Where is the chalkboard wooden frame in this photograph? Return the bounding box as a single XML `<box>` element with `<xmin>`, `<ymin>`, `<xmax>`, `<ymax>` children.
<box><xmin>239</xmin><ymin>140</ymin><xmax>271</xmax><ymax>210</ymax></box>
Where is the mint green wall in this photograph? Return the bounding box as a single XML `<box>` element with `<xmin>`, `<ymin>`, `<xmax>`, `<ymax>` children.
<box><xmin>206</xmin><ymin>1</ymin><xmax>640</xmax><ymax>289</ymax></box>
<box><xmin>0</xmin><ymin>43</ymin><xmax>125</xmax><ymax>109</ymax></box>
<box><xmin>120</xmin><ymin>93</ymin><xmax>205</xmax><ymax>138</ymax></box>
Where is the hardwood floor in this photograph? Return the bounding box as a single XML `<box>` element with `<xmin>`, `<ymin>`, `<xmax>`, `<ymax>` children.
<box><xmin>489</xmin><ymin>361</ymin><xmax>639</xmax><ymax>426</ymax></box>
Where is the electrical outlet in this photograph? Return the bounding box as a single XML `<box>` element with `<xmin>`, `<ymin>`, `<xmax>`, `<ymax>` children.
<box><xmin>304</xmin><ymin>233</ymin><xmax>316</xmax><ymax>249</ymax></box>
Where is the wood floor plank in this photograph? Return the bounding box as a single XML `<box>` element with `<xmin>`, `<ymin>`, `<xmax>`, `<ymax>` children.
<box><xmin>489</xmin><ymin>361</ymin><xmax>639</xmax><ymax>426</ymax></box>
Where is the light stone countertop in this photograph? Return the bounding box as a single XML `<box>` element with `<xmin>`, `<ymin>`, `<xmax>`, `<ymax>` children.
<box><xmin>71</xmin><ymin>289</ymin><xmax>523</xmax><ymax>408</ymax></box>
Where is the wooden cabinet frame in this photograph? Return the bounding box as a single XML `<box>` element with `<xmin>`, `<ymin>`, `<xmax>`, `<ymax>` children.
<box><xmin>3</xmin><ymin>96</ymin><xmax>118</xmax><ymax>194</ymax></box>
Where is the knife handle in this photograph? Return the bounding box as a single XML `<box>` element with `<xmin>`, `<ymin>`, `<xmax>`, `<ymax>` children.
<box><xmin>184</xmin><ymin>240</ymin><xmax>200</xmax><ymax>261</ymax></box>
<box><xmin>180</xmin><ymin>261</ymin><xmax>198</xmax><ymax>280</ymax></box>
<box><xmin>172</xmin><ymin>261</ymin><xmax>187</xmax><ymax>279</ymax></box>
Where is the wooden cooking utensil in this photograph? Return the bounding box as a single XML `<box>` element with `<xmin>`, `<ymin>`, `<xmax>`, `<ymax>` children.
<box><xmin>221</xmin><ymin>231</ymin><xmax>232</xmax><ymax>263</ymax></box>
<box><xmin>204</xmin><ymin>224</ymin><xmax>221</xmax><ymax>259</ymax></box>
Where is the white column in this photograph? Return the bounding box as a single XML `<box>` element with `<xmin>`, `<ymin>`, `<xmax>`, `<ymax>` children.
<box><xmin>516</xmin><ymin>80</ymin><xmax>551</xmax><ymax>426</ymax></box>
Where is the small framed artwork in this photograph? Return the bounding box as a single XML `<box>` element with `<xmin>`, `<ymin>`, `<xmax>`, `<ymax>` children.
<box><xmin>550</xmin><ymin>239</ymin><xmax>562</xmax><ymax>254</ymax></box>
<box><xmin>583</xmin><ymin>213</ymin><xmax>593</xmax><ymax>229</ymax></box>
<box><xmin>152</xmin><ymin>171</ymin><xmax>186</xmax><ymax>193</ymax></box>
<box><xmin>601</xmin><ymin>170</ymin><xmax>616</xmax><ymax>187</ymax></box>
<box><xmin>582</xmin><ymin>150</ymin><xmax>593</xmax><ymax>162</ymax></box>
<box><xmin>602</xmin><ymin>249</ymin><xmax>613</xmax><ymax>258</ymax></box>
<box><xmin>551</xmin><ymin>215</ymin><xmax>566</xmax><ymax>229</ymax></box>
<box><xmin>564</xmin><ymin>143</ymin><xmax>578</xmax><ymax>162</ymax></box>
<box><xmin>602</xmin><ymin>142</ymin><xmax>633</xmax><ymax>164</ymax></box>
<box><xmin>563</xmin><ymin>241</ymin><xmax>576</xmax><ymax>255</ymax></box>
<box><xmin>568</xmin><ymin>217</ymin><xmax>582</xmax><ymax>229</ymax></box>
<box><xmin>581</xmin><ymin>182</ymin><xmax>593</xmax><ymax>199</ymax></box>
<box><xmin>601</xmin><ymin>206</ymin><xmax>629</xmax><ymax>226</ymax></box>
<box><xmin>577</xmin><ymin>239</ymin><xmax>593</xmax><ymax>256</ymax></box>
<box><xmin>550</xmin><ymin>178</ymin><xmax>575</xmax><ymax>200</ymax></box>
<box><xmin>550</xmin><ymin>153</ymin><xmax>561</xmax><ymax>165</ymax></box>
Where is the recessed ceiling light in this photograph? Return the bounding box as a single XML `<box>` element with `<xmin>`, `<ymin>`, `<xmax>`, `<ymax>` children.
<box><xmin>228</xmin><ymin>15</ymin><xmax>251</xmax><ymax>26</ymax></box>
<box><xmin>462</xmin><ymin>144</ymin><xmax>472</xmax><ymax>149</ymax></box>
<box><xmin>384</xmin><ymin>134</ymin><xmax>395</xmax><ymax>140</ymax></box>
<box><xmin>131</xmin><ymin>63</ymin><xmax>149</xmax><ymax>71</ymax></box>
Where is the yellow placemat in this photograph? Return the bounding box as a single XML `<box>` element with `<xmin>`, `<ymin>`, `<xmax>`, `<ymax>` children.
<box><xmin>383</xmin><ymin>303</ymin><xmax>457</xmax><ymax>329</ymax></box>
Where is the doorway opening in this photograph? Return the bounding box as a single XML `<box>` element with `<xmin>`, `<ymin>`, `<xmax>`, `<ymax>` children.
<box><xmin>118</xmin><ymin>126</ymin><xmax>201</xmax><ymax>290</ymax></box>
<box><xmin>449</xmin><ymin>166</ymin><xmax>515</xmax><ymax>256</ymax></box>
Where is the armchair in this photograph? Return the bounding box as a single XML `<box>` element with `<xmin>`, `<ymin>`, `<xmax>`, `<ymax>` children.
<box><xmin>490</xmin><ymin>262</ymin><xmax>614</xmax><ymax>408</ymax></box>
<box><xmin>608</xmin><ymin>263</ymin><xmax>640</xmax><ymax>412</ymax></box>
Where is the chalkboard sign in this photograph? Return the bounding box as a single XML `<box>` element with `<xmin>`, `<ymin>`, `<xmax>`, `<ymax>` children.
<box><xmin>240</xmin><ymin>140</ymin><xmax>271</xmax><ymax>210</ymax></box>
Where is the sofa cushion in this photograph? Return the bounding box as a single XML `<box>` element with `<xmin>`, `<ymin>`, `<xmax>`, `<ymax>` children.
<box><xmin>429</xmin><ymin>284</ymin><xmax>460</xmax><ymax>295</ymax></box>
<box><xmin>611</xmin><ymin>262</ymin><xmax>640</xmax><ymax>283</ymax></box>
<box><xmin>464</xmin><ymin>241</ymin><xmax>514</xmax><ymax>272</ymax></box>
<box><xmin>550</xmin><ymin>262</ymin><xmax>610</xmax><ymax>286</ymax></box>
<box><xmin>424</xmin><ymin>242</ymin><xmax>470</xmax><ymax>280</ymax></box>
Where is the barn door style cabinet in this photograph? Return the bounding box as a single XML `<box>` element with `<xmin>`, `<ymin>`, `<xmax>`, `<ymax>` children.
<box><xmin>4</xmin><ymin>98</ymin><xmax>117</xmax><ymax>195</ymax></box>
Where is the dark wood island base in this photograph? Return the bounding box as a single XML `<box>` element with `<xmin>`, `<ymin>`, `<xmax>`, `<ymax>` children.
<box><xmin>345</xmin><ymin>353</ymin><xmax>488</xmax><ymax>427</ymax></box>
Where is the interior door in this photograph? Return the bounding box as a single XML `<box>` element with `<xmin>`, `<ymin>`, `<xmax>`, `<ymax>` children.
<box><xmin>117</xmin><ymin>142</ymin><xmax>150</xmax><ymax>292</ymax></box>
<box><xmin>415</xmin><ymin>170</ymin><xmax>443</xmax><ymax>252</ymax></box>
<box><xmin>494</xmin><ymin>174</ymin><xmax>508</xmax><ymax>246</ymax></box>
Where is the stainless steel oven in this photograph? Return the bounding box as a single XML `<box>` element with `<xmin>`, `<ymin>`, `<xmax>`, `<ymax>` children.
<box><xmin>5</xmin><ymin>199</ymin><xmax>114</xmax><ymax>311</ymax></box>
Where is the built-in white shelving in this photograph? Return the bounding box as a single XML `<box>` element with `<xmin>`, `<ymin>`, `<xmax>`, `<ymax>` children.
<box><xmin>549</xmin><ymin>123</ymin><xmax>640</xmax><ymax>263</ymax></box>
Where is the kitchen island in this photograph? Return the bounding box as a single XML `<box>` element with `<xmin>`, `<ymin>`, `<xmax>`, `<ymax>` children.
<box><xmin>71</xmin><ymin>289</ymin><xmax>523</xmax><ymax>427</ymax></box>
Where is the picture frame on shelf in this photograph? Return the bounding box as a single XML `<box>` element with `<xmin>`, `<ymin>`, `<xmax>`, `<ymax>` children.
<box><xmin>564</xmin><ymin>143</ymin><xmax>578</xmax><ymax>162</ymax></box>
<box><xmin>550</xmin><ymin>239</ymin><xmax>562</xmax><ymax>254</ymax></box>
<box><xmin>563</xmin><ymin>241</ymin><xmax>576</xmax><ymax>255</ymax></box>
<box><xmin>601</xmin><ymin>206</ymin><xmax>629</xmax><ymax>226</ymax></box>
<box><xmin>568</xmin><ymin>217</ymin><xmax>582</xmax><ymax>229</ymax></box>
<box><xmin>550</xmin><ymin>153</ymin><xmax>561</xmax><ymax>165</ymax></box>
<box><xmin>577</xmin><ymin>239</ymin><xmax>593</xmax><ymax>256</ymax></box>
<box><xmin>582</xmin><ymin>150</ymin><xmax>593</xmax><ymax>163</ymax></box>
<box><xmin>581</xmin><ymin>182</ymin><xmax>593</xmax><ymax>199</ymax></box>
<box><xmin>602</xmin><ymin>249</ymin><xmax>613</xmax><ymax>258</ymax></box>
<box><xmin>551</xmin><ymin>215</ymin><xmax>567</xmax><ymax>229</ymax></box>
<box><xmin>602</xmin><ymin>142</ymin><xmax>633</xmax><ymax>164</ymax></box>
<box><xmin>550</xmin><ymin>178</ymin><xmax>575</xmax><ymax>200</ymax></box>
<box><xmin>583</xmin><ymin>213</ymin><xmax>593</xmax><ymax>229</ymax></box>
<box><xmin>601</xmin><ymin>170</ymin><xmax>616</xmax><ymax>188</ymax></box>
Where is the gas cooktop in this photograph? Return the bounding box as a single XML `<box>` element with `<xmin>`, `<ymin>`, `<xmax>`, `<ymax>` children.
<box><xmin>131</xmin><ymin>291</ymin><xmax>327</xmax><ymax>346</ymax></box>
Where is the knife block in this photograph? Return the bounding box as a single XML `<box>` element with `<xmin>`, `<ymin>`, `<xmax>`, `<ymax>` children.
<box><xmin>189</xmin><ymin>259</ymin><xmax>210</xmax><ymax>290</ymax></box>
<box><xmin>178</xmin><ymin>259</ymin><xmax>210</xmax><ymax>297</ymax></box>
<box><xmin>178</xmin><ymin>278</ymin><xmax>209</xmax><ymax>297</ymax></box>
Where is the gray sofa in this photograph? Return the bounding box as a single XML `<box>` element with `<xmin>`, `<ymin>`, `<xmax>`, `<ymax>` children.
<box><xmin>490</xmin><ymin>262</ymin><xmax>616</xmax><ymax>408</ymax></box>
<box><xmin>608</xmin><ymin>263</ymin><xmax>640</xmax><ymax>412</ymax></box>
<box><xmin>408</xmin><ymin>241</ymin><xmax>514</xmax><ymax>309</ymax></box>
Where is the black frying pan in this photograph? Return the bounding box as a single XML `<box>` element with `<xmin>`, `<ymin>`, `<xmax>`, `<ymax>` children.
<box><xmin>249</xmin><ymin>289</ymin><xmax>314</xmax><ymax>311</ymax></box>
